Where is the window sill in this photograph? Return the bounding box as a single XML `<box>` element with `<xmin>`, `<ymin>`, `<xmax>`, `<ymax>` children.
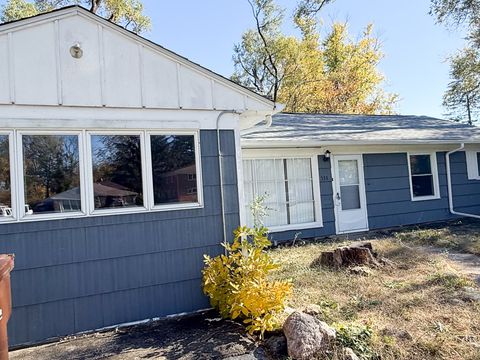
<box><xmin>267</xmin><ymin>221</ymin><xmax>324</xmax><ymax>233</ymax></box>
<box><xmin>0</xmin><ymin>203</ymin><xmax>204</xmax><ymax>224</ymax></box>
<box><xmin>411</xmin><ymin>195</ymin><xmax>440</xmax><ymax>202</ymax></box>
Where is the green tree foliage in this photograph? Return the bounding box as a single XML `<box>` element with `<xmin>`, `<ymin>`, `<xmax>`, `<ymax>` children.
<box><xmin>431</xmin><ymin>0</ymin><xmax>480</xmax><ymax>123</ymax></box>
<box><xmin>443</xmin><ymin>48</ymin><xmax>480</xmax><ymax>124</ymax></box>
<box><xmin>23</xmin><ymin>135</ymin><xmax>79</xmax><ymax>205</ymax></box>
<box><xmin>232</xmin><ymin>0</ymin><xmax>398</xmax><ymax>114</ymax></box>
<box><xmin>0</xmin><ymin>0</ymin><xmax>150</xmax><ymax>33</ymax></box>
<box><xmin>430</xmin><ymin>0</ymin><xmax>480</xmax><ymax>45</ymax></box>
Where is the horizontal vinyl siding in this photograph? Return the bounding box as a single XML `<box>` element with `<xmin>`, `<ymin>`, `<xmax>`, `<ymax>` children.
<box><xmin>364</xmin><ymin>152</ymin><xmax>452</xmax><ymax>229</ymax></box>
<box><xmin>451</xmin><ymin>151</ymin><xmax>480</xmax><ymax>215</ymax></box>
<box><xmin>0</xmin><ymin>130</ymin><xmax>240</xmax><ymax>346</ymax></box>
<box><xmin>259</xmin><ymin>150</ymin><xmax>480</xmax><ymax>242</ymax></box>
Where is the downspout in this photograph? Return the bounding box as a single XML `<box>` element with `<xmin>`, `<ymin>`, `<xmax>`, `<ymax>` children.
<box><xmin>216</xmin><ymin>110</ymin><xmax>240</xmax><ymax>245</ymax></box>
<box><xmin>446</xmin><ymin>143</ymin><xmax>480</xmax><ymax>219</ymax></box>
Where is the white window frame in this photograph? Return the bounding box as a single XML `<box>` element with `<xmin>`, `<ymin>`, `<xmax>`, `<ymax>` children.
<box><xmin>407</xmin><ymin>152</ymin><xmax>440</xmax><ymax>201</ymax></box>
<box><xmin>16</xmin><ymin>130</ymin><xmax>87</xmax><ymax>221</ymax></box>
<box><xmin>0</xmin><ymin>128</ymin><xmax>204</xmax><ymax>224</ymax></box>
<box><xmin>86</xmin><ymin>130</ymin><xmax>149</xmax><ymax>216</ymax></box>
<box><xmin>465</xmin><ymin>150</ymin><xmax>480</xmax><ymax>180</ymax></box>
<box><xmin>0</xmin><ymin>131</ymin><xmax>16</xmax><ymax>222</ymax></box>
<box><xmin>243</xmin><ymin>150</ymin><xmax>323</xmax><ymax>232</ymax></box>
<box><xmin>145</xmin><ymin>130</ymin><xmax>203</xmax><ymax>211</ymax></box>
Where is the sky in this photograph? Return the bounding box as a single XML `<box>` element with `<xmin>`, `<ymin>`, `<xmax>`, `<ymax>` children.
<box><xmin>138</xmin><ymin>0</ymin><xmax>467</xmax><ymax>119</ymax></box>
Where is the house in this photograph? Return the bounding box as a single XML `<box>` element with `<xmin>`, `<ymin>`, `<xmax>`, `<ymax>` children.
<box><xmin>2</xmin><ymin>4</ymin><xmax>479</xmax><ymax>349</ymax></box>
<box><xmin>0</xmin><ymin>6</ymin><xmax>277</xmax><ymax>346</ymax></box>
<box><xmin>241</xmin><ymin>113</ymin><xmax>480</xmax><ymax>241</ymax></box>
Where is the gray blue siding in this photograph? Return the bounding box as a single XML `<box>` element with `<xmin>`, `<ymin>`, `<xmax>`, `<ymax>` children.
<box><xmin>0</xmin><ymin>130</ymin><xmax>240</xmax><ymax>347</ymax></box>
<box><xmin>270</xmin><ymin>150</ymin><xmax>480</xmax><ymax>240</ymax></box>
<box><xmin>363</xmin><ymin>152</ymin><xmax>452</xmax><ymax>229</ymax></box>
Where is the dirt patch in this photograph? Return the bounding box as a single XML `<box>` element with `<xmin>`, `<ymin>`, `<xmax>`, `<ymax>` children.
<box><xmin>419</xmin><ymin>246</ymin><xmax>480</xmax><ymax>285</ymax></box>
<box><xmin>10</xmin><ymin>311</ymin><xmax>268</xmax><ymax>360</ymax></box>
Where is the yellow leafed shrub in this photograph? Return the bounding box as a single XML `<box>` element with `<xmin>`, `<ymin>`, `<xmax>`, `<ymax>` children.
<box><xmin>202</xmin><ymin>225</ymin><xmax>292</xmax><ymax>338</ymax></box>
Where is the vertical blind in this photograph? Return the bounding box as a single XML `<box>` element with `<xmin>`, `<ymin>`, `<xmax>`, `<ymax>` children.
<box><xmin>243</xmin><ymin>158</ymin><xmax>316</xmax><ymax>227</ymax></box>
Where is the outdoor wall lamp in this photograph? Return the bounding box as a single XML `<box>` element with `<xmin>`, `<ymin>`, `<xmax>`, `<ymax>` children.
<box><xmin>323</xmin><ymin>150</ymin><xmax>331</xmax><ymax>161</ymax></box>
<box><xmin>70</xmin><ymin>43</ymin><xmax>83</xmax><ymax>59</ymax></box>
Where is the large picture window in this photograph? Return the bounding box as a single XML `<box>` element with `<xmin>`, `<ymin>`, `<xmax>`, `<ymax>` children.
<box><xmin>243</xmin><ymin>157</ymin><xmax>320</xmax><ymax>229</ymax></box>
<box><xmin>150</xmin><ymin>135</ymin><xmax>198</xmax><ymax>205</ymax></box>
<box><xmin>90</xmin><ymin>134</ymin><xmax>144</xmax><ymax>210</ymax></box>
<box><xmin>0</xmin><ymin>135</ymin><xmax>12</xmax><ymax>218</ymax></box>
<box><xmin>408</xmin><ymin>153</ymin><xmax>439</xmax><ymax>200</ymax></box>
<box><xmin>1</xmin><ymin>129</ymin><xmax>202</xmax><ymax>222</ymax></box>
<box><xmin>22</xmin><ymin>134</ymin><xmax>81</xmax><ymax>215</ymax></box>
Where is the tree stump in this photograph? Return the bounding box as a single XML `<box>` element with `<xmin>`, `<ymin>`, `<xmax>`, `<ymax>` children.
<box><xmin>312</xmin><ymin>242</ymin><xmax>381</xmax><ymax>268</ymax></box>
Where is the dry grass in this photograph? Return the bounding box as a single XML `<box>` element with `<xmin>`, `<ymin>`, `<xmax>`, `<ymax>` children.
<box><xmin>269</xmin><ymin>232</ymin><xmax>480</xmax><ymax>360</ymax></box>
<box><xmin>393</xmin><ymin>219</ymin><xmax>480</xmax><ymax>256</ymax></box>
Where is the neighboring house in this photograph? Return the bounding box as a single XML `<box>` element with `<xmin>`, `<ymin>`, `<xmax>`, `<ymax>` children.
<box><xmin>0</xmin><ymin>6</ymin><xmax>277</xmax><ymax>346</ymax></box>
<box><xmin>241</xmin><ymin>113</ymin><xmax>480</xmax><ymax>241</ymax></box>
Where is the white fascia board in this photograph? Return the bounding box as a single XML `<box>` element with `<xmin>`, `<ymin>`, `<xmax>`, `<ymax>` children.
<box><xmin>0</xmin><ymin>106</ymin><xmax>241</xmax><ymax>130</ymax></box>
<box><xmin>0</xmin><ymin>7</ymin><xmax>78</xmax><ymax>33</ymax></box>
<box><xmin>241</xmin><ymin>139</ymin><xmax>480</xmax><ymax>148</ymax></box>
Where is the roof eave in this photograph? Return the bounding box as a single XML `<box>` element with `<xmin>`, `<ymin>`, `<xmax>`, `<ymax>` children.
<box><xmin>240</xmin><ymin>139</ymin><xmax>480</xmax><ymax>148</ymax></box>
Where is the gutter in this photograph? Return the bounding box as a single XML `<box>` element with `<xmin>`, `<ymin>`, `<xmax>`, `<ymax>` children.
<box><xmin>240</xmin><ymin>114</ymin><xmax>273</xmax><ymax>136</ymax></box>
<box><xmin>446</xmin><ymin>143</ymin><xmax>480</xmax><ymax>219</ymax></box>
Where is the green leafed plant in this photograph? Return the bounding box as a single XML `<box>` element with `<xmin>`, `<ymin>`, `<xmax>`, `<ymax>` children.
<box><xmin>202</xmin><ymin>225</ymin><xmax>292</xmax><ymax>338</ymax></box>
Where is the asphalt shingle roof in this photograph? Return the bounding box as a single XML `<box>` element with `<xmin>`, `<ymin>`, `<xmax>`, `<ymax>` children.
<box><xmin>241</xmin><ymin>113</ymin><xmax>480</xmax><ymax>146</ymax></box>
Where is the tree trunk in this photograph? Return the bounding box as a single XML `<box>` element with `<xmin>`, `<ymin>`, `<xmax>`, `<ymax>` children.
<box><xmin>312</xmin><ymin>242</ymin><xmax>381</xmax><ymax>268</ymax></box>
<box><xmin>90</xmin><ymin>0</ymin><xmax>101</xmax><ymax>14</ymax></box>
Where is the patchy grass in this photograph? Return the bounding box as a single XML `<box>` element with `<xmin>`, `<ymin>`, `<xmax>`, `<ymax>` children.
<box><xmin>393</xmin><ymin>219</ymin><xmax>480</xmax><ymax>256</ymax></box>
<box><xmin>269</xmin><ymin>229</ymin><xmax>480</xmax><ymax>360</ymax></box>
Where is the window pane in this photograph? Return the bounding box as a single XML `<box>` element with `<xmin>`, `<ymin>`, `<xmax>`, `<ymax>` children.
<box><xmin>338</xmin><ymin>160</ymin><xmax>359</xmax><ymax>185</ymax></box>
<box><xmin>23</xmin><ymin>135</ymin><xmax>81</xmax><ymax>215</ymax></box>
<box><xmin>91</xmin><ymin>135</ymin><xmax>143</xmax><ymax>209</ymax></box>
<box><xmin>340</xmin><ymin>184</ymin><xmax>361</xmax><ymax>210</ymax></box>
<box><xmin>410</xmin><ymin>155</ymin><xmax>432</xmax><ymax>175</ymax></box>
<box><xmin>243</xmin><ymin>157</ymin><xmax>316</xmax><ymax>227</ymax></box>
<box><xmin>0</xmin><ymin>135</ymin><xmax>12</xmax><ymax>217</ymax></box>
<box><xmin>150</xmin><ymin>135</ymin><xmax>197</xmax><ymax>205</ymax></box>
<box><xmin>289</xmin><ymin>202</ymin><xmax>315</xmax><ymax>224</ymax></box>
<box><xmin>412</xmin><ymin>175</ymin><xmax>434</xmax><ymax>197</ymax></box>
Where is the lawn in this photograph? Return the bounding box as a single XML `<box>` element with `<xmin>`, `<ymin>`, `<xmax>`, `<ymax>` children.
<box><xmin>269</xmin><ymin>220</ymin><xmax>480</xmax><ymax>360</ymax></box>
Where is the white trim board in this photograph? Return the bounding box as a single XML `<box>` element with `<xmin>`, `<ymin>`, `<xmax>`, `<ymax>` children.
<box><xmin>407</xmin><ymin>152</ymin><xmax>441</xmax><ymax>202</ymax></box>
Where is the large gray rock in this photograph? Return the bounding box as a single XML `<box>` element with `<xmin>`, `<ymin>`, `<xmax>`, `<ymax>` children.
<box><xmin>282</xmin><ymin>311</ymin><xmax>336</xmax><ymax>360</ymax></box>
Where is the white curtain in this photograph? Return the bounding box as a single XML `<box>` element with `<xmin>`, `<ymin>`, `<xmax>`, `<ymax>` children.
<box><xmin>243</xmin><ymin>158</ymin><xmax>315</xmax><ymax>227</ymax></box>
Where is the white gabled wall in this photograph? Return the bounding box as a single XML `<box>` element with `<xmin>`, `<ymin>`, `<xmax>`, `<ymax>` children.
<box><xmin>0</xmin><ymin>8</ymin><xmax>274</xmax><ymax>115</ymax></box>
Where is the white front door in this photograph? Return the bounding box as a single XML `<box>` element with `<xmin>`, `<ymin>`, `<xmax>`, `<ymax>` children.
<box><xmin>332</xmin><ymin>154</ymin><xmax>369</xmax><ymax>234</ymax></box>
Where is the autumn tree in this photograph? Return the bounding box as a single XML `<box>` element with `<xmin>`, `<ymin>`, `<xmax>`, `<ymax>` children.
<box><xmin>0</xmin><ymin>0</ymin><xmax>150</xmax><ymax>33</ymax></box>
<box><xmin>443</xmin><ymin>48</ymin><xmax>480</xmax><ymax>124</ymax></box>
<box><xmin>431</xmin><ymin>0</ymin><xmax>480</xmax><ymax>123</ymax></box>
<box><xmin>232</xmin><ymin>0</ymin><xmax>398</xmax><ymax>114</ymax></box>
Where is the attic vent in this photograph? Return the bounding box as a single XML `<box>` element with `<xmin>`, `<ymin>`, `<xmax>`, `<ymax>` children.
<box><xmin>70</xmin><ymin>43</ymin><xmax>83</xmax><ymax>59</ymax></box>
